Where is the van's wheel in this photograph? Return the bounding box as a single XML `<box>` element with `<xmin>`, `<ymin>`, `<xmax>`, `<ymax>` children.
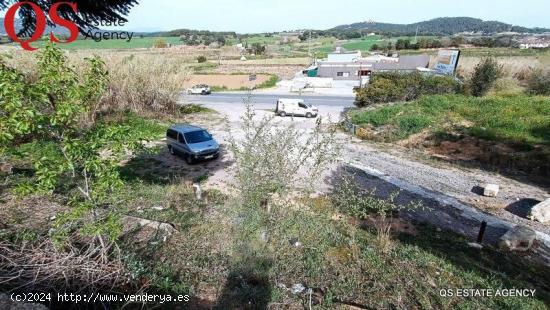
<box><xmin>306</xmin><ymin>112</ymin><xmax>312</xmax><ymax>118</ymax></box>
<box><xmin>168</xmin><ymin>145</ymin><xmax>175</xmax><ymax>155</ymax></box>
<box><xmin>279</xmin><ymin>111</ymin><xmax>286</xmax><ymax>117</ymax></box>
<box><xmin>201</xmin><ymin>90</ymin><xmax>207</xmax><ymax>95</ymax></box>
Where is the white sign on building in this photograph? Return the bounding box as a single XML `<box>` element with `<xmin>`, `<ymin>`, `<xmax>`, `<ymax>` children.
<box><xmin>434</xmin><ymin>50</ymin><xmax>461</xmax><ymax>75</ymax></box>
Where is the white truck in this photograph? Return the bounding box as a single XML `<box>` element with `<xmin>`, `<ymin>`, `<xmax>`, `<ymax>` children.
<box><xmin>275</xmin><ymin>98</ymin><xmax>318</xmax><ymax>118</ymax></box>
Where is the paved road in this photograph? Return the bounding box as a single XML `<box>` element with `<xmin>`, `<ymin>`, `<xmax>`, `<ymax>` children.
<box><xmin>182</xmin><ymin>92</ymin><xmax>355</xmax><ymax>107</ymax></box>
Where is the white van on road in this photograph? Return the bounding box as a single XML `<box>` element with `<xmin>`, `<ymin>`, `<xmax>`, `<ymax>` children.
<box><xmin>275</xmin><ymin>98</ymin><xmax>318</xmax><ymax>118</ymax></box>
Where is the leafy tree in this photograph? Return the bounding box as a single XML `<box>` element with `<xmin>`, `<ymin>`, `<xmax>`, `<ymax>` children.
<box><xmin>197</xmin><ymin>55</ymin><xmax>207</xmax><ymax>63</ymax></box>
<box><xmin>1</xmin><ymin>0</ymin><xmax>138</xmax><ymax>36</ymax></box>
<box><xmin>216</xmin><ymin>36</ymin><xmax>227</xmax><ymax>46</ymax></box>
<box><xmin>248</xmin><ymin>43</ymin><xmax>266</xmax><ymax>55</ymax></box>
<box><xmin>395</xmin><ymin>38</ymin><xmax>411</xmax><ymax>50</ymax></box>
<box><xmin>469</xmin><ymin>57</ymin><xmax>502</xmax><ymax>97</ymax></box>
<box><xmin>0</xmin><ymin>44</ymin><xmax>147</xmax><ymax>247</ymax></box>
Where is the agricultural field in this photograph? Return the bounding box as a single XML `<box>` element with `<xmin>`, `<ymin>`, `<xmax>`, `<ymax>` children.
<box><xmin>313</xmin><ymin>35</ymin><xmax>439</xmax><ymax>54</ymax></box>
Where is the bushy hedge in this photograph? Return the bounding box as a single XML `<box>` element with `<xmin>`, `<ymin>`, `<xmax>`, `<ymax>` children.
<box><xmin>527</xmin><ymin>69</ymin><xmax>550</xmax><ymax>96</ymax></box>
<box><xmin>355</xmin><ymin>72</ymin><xmax>462</xmax><ymax>107</ymax></box>
<box><xmin>197</xmin><ymin>55</ymin><xmax>207</xmax><ymax>63</ymax></box>
<box><xmin>469</xmin><ymin>57</ymin><xmax>502</xmax><ymax>97</ymax></box>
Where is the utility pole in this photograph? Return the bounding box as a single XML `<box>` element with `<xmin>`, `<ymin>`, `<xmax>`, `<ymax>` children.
<box><xmin>308</xmin><ymin>30</ymin><xmax>312</xmax><ymax>64</ymax></box>
<box><xmin>414</xmin><ymin>26</ymin><xmax>419</xmax><ymax>44</ymax></box>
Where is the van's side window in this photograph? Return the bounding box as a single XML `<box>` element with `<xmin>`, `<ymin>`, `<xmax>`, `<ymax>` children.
<box><xmin>299</xmin><ymin>102</ymin><xmax>307</xmax><ymax>109</ymax></box>
<box><xmin>167</xmin><ymin>129</ymin><xmax>178</xmax><ymax>140</ymax></box>
<box><xmin>178</xmin><ymin>133</ymin><xmax>185</xmax><ymax>143</ymax></box>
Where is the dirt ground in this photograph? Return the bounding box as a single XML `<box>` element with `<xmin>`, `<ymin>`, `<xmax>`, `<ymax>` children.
<box><xmin>178</xmin><ymin>96</ymin><xmax>549</xmax><ymax>237</ymax></box>
<box><xmin>183</xmin><ymin>74</ymin><xmax>272</xmax><ymax>89</ymax></box>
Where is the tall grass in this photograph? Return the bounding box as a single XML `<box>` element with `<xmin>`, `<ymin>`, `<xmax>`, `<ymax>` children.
<box><xmin>1</xmin><ymin>50</ymin><xmax>191</xmax><ymax>115</ymax></box>
<box><xmin>97</xmin><ymin>53</ymin><xmax>190</xmax><ymax>113</ymax></box>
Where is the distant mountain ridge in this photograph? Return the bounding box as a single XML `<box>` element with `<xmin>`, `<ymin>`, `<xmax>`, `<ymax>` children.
<box><xmin>332</xmin><ymin>17</ymin><xmax>550</xmax><ymax>35</ymax></box>
<box><xmin>2</xmin><ymin>16</ymin><xmax>549</xmax><ymax>37</ymax></box>
<box><xmin>0</xmin><ymin>17</ymin><xmax>71</xmax><ymax>36</ymax></box>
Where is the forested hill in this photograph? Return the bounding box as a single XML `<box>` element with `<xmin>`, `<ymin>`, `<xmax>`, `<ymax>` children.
<box><xmin>332</xmin><ymin>17</ymin><xmax>550</xmax><ymax>35</ymax></box>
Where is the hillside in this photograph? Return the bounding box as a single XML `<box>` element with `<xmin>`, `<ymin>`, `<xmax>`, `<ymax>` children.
<box><xmin>0</xmin><ymin>17</ymin><xmax>71</xmax><ymax>36</ymax></box>
<box><xmin>332</xmin><ymin>17</ymin><xmax>550</xmax><ymax>35</ymax></box>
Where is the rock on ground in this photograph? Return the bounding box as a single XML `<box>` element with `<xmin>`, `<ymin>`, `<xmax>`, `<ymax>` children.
<box><xmin>483</xmin><ymin>184</ymin><xmax>500</xmax><ymax>197</ymax></box>
<box><xmin>498</xmin><ymin>225</ymin><xmax>536</xmax><ymax>252</ymax></box>
<box><xmin>529</xmin><ymin>198</ymin><xmax>550</xmax><ymax>223</ymax></box>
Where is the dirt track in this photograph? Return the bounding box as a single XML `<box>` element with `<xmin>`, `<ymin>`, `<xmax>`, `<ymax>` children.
<box><xmin>181</xmin><ymin>95</ymin><xmax>549</xmax><ymax>237</ymax></box>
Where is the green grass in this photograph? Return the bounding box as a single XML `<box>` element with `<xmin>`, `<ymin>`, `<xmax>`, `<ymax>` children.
<box><xmin>350</xmin><ymin>94</ymin><xmax>550</xmax><ymax>146</ymax></box>
<box><xmin>19</xmin><ymin>36</ymin><xmax>183</xmax><ymax>50</ymax></box>
<box><xmin>240</xmin><ymin>35</ymin><xmax>280</xmax><ymax>45</ymax></box>
<box><xmin>179</xmin><ymin>104</ymin><xmax>215</xmax><ymax>115</ymax></box>
<box><xmin>313</xmin><ymin>36</ymin><xmax>438</xmax><ymax>54</ymax></box>
<box><xmin>341</xmin><ymin>35</ymin><xmax>383</xmax><ymax>51</ymax></box>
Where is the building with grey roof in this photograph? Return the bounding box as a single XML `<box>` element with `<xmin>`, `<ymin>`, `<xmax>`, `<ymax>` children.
<box><xmin>311</xmin><ymin>52</ymin><xmax>431</xmax><ymax>83</ymax></box>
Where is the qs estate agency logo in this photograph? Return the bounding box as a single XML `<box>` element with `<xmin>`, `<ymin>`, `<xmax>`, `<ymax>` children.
<box><xmin>4</xmin><ymin>1</ymin><xmax>133</xmax><ymax>51</ymax></box>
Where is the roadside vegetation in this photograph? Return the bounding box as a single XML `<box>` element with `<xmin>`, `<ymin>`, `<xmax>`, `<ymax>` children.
<box><xmin>351</xmin><ymin>56</ymin><xmax>550</xmax><ymax>180</ymax></box>
<box><xmin>355</xmin><ymin>72</ymin><xmax>462</xmax><ymax>106</ymax></box>
<box><xmin>351</xmin><ymin>94</ymin><xmax>549</xmax><ymax>146</ymax></box>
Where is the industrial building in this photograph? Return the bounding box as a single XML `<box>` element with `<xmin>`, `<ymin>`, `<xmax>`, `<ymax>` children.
<box><xmin>304</xmin><ymin>47</ymin><xmax>431</xmax><ymax>84</ymax></box>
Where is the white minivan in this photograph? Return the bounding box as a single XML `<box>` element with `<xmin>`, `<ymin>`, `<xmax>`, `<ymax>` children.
<box><xmin>275</xmin><ymin>98</ymin><xmax>318</xmax><ymax>118</ymax></box>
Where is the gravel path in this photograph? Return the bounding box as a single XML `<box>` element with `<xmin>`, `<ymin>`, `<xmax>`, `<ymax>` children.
<box><xmin>183</xmin><ymin>96</ymin><xmax>550</xmax><ymax>236</ymax></box>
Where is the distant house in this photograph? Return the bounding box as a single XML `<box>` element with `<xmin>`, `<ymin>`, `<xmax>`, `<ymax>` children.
<box><xmin>313</xmin><ymin>48</ymin><xmax>430</xmax><ymax>82</ymax></box>
<box><xmin>519</xmin><ymin>43</ymin><xmax>550</xmax><ymax>49</ymax></box>
<box><xmin>517</xmin><ymin>36</ymin><xmax>550</xmax><ymax>49</ymax></box>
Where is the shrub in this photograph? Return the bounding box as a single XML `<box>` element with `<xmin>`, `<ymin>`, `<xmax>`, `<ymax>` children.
<box><xmin>469</xmin><ymin>57</ymin><xmax>502</xmax><ymax>97</ymax></box>
<box><xmin>153</xmin><ymin>38</ymin><xmax>168</xmax><ymax>48</ymax></box>
<box><xmin>489</xmin><ymin>77</ymin><xmax>524</xmax><ymax>96</ymax></box>
<box><xmin>197</xmin><ymin>55</ymin><xmax>207</xmax><ymax>63</ymax></box>
<box><xmin>179</xmin><ymin>104</ymin><xmax>212</xmax><ymax>114</ymax></box>
<box><xmin>355</xmin><ymin>72</ymin><xmax>461</xmax><ymax>107</ymax></box>
<box><xmin>526</xmin><ymin>69</ymin><xmax>550</xmax><ymax>96</ymax></box>
<box><xmin>228</xmin><ymin>94</ymin><xmax>339</xmax><ymax>207</ymax></box>
<box><xmin>0</xmin><ymin>44</ymin><xmax>153</xmax><ymax>247</ymax></box>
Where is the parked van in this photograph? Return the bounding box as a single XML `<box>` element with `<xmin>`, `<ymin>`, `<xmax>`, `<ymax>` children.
<box><xmin>166</xmin><ymin>124</ymin><xmax>220</xmax><ymax>164</ymax></box>
<box><xmin>275</xmin><ymin>98</ymin><xmax>318</xmax><ymax>118</ymax></box>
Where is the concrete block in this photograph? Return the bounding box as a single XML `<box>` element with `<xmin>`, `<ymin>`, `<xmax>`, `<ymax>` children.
<box><xmin>483</xmin><ymin>184</ymin><xmax>500</xmax><ymax>197</ymax></box>
<box><xmin>498</xmin><ymin>225</ymin><xmax>536</xmax><ymax>252</ymax></box>
<box><xmin>529</xmin><ymin>198</ymin><xmax>550</xmax><ymax>223</ymax></box>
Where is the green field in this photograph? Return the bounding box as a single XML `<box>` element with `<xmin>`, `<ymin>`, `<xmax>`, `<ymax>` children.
<box><xmin>314</xmin><ymin>36</ymin><xmax>440</xmax><ymax>54</ymax></box>
<box><xmin>350</xmin><ymin>94</ymin><xmax>550</xmax><ymax>146</ymax></box>
<box><xmin>16</xmin><ymin>36</ymin><xmax>183</xmax><ymax>50</ymax></box>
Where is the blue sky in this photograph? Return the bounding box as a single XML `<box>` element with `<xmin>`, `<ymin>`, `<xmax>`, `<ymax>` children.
<box><xmin>117</xmin><ymin>0</ymin><xmax>550</xmax><ymax>33</ymax></box>
<box><xmin>2</xmin><ymin>0</ymin><xmax>548</xmax><ymax>33</ymax></box>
